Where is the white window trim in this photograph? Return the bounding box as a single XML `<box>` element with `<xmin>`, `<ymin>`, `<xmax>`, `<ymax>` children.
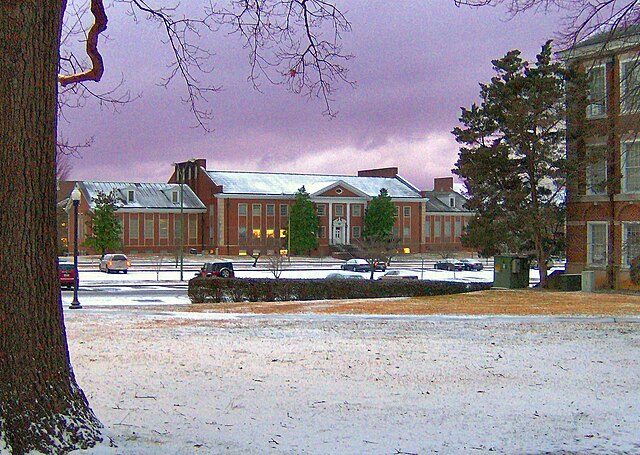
<box><xmin>620</xmin><ymin>57</ymin><xmax>640</xmax><ymax>114</ymax></box>
<box><xmin>159</xmin><ymin>218</ymin><xmax>169</xmax><ymax>239</ymax></box>
<box><xmin>144</xmin><ymin>217</ymin><xmax>154</xmax><ymax>240</ymax></box>
<box><xmin>621</xmin><ymin>139</ymin><xmax>640</xmax><ymax>193</ymax></box>
<box><xmin>586</xmin><ymin>63</ymin><xmax>607</xmax><ymax>119</ymax></box>
<box><xmin>188</xmin><ymin>215</ymin><xmax>198</xmax><ymax>239</ymax></box>
<box><xmin>622</xmin><ymin>222</ymin><xmax>640</xmax><ymax>268</ymax></box>
<box><xmin>585</xmin><ymin>143</ymin><xmax>608</xmax><ymax>195</ymax></box>
<box><xmin>587</xmin><ymin>221</ymin><xmax>608</xmax><ymax>267</ymax></box>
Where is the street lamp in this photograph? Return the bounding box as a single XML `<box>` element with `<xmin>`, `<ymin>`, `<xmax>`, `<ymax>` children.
<box><xmin>69</xmin><ymin>187</ymin><xmax>82</xmax><ymax>309</ymax></box>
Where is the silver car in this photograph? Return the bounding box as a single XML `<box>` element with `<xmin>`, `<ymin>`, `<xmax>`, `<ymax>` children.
<box><xmin>99</xmin><ymin>253</ymin><xmax>130</xmax><ymax>274</ymax></box>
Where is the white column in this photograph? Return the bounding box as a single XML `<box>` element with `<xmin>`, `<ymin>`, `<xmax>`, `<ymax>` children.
<box><xmin>328</xmin><ymin>202</ymin><xmax>333</xmax><ymax>245</ymax></box>
<box><xmin>345</xmin><ymin>203</ymin><xmax>350</xmax><ymax>244</ymax></box>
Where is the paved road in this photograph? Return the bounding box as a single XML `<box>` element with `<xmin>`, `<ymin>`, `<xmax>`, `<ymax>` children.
<box><xmin>61</xmin><ymin>283</ymin><xmax>189</xmax><ymax>307</ymax></box>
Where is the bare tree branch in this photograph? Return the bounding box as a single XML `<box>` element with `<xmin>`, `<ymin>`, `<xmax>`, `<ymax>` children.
<box><xmin>211</xmin><ymin>0</ymin><xmax>354</xmax><ymax>117</ymax></box>
<box><xmin>59</xmin><ymin>0</ymin><xmax>108</xmax><ymax>86</ymax></box>
<box><xmin>454</xmin><ymin>0</ymin><xmax>640</xmax><ymax>47</ymax></box>
<box><xmin>121</xmin><ymin>0</ymin><xmax>220</xmax><ymax>130</ymax></box>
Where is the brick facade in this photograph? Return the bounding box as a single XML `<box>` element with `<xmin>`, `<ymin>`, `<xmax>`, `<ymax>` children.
<box><xmin>560</xmin><ymin>29</ymin><xmax>640</xmax><ymax>289</ymax></box>
<box><xmin>168</xmin><ymin>160</ymin><xmax>474</xmax><ymax>256</ymax></box>
<box><xmin>61</xmin><ymin>164</ymin><xmax>474</xmax><ymax>257</ymax></box>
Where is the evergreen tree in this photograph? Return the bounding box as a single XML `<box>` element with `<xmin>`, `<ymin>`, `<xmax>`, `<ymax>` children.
<box><xmin>84</xmin><ymin>190</ymin><xmax>124</xmax><ymax>257</ymax></box>
<box><xmin>452</xmin><ymin>41</ymin><xmax>569</xmax><ymax>287</ymax></box>
<box><xmin>363</xmin><ymin>188</ymin><xmax>396</xmax><ymax>241</ymax></box>
<box><xmin>288</xmin><ymin>186</ymin><xmax>319</xmax><ymax>255</ymax></box>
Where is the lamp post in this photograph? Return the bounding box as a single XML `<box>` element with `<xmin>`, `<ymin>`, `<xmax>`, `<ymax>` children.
<box><xmin>69</xmin><ymin>187</ymin><xmax>82</xmax><ymax>309</ymax></box>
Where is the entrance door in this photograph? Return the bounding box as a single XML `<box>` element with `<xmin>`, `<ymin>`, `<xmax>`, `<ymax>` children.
<box><xmin>333</xmin><ymin>218</ymin><xmax>346</xmax><ymax>245</ymax></box>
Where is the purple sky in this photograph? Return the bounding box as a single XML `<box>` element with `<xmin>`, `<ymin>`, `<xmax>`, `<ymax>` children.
<box><xmin>61</xmin><ymin>1</ymin><xmax>564</xmax><ymax>191</ymax></box>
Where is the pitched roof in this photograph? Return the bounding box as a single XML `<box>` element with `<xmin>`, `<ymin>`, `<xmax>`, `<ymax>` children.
<box><xmin>77</xmin><ymin>181</ymin><xmax>206</xmax><ymax>211</ymax></box>
<box><xmin>423</xmin><ymin>190</ymin><xmax>473</xmax><ymax>214</ymax></box>
<box><xmin>206</xmin><ymin>170</ymin><xmax>424</xmax><ymax>199</ymax></box>
<box><xmin>558</xmin><ymin>25</ymin><xmax>640</xmax><ymax>60</ymax></box>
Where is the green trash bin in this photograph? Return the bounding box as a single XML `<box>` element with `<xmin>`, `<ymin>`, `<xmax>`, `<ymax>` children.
<box><xmin>493</xmin><ymin>255</ymin><xmax>530</xmax><ymax>289</ymax></box>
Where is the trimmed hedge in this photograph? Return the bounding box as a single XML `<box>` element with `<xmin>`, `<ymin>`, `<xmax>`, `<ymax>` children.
<box><xmin>188</xmin><ymin>277</ymin><xmax>492</xmax><ymax>303</ymax></box>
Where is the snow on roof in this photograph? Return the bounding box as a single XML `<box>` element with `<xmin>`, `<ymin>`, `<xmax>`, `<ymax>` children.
<box><xmin>206</xmin><ymin>170</ymin><xmax>423</xmax><ymax>199</ymax></box>
<box><xmin>423</xmin><ymin>190</ymin><xmax>472</xmax><ymax>214</ymax></box>
<box><xmin>78</xmin><ymin>181</ymin><xmax>206</xmax><ymax>211</ymax></box>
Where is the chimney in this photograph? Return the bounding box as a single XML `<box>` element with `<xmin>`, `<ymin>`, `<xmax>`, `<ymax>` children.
<box><xmin>358</xmin><ymin>167</ymin><xmax>399</xmax><ymax>178</ymax></box>
<box><xmin>433</xmin><ymin>177</ymin><xmax>454</xmax><ymax>192</ymax></box>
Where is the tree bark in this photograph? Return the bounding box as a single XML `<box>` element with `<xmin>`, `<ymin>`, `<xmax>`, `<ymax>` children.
<box><xmin>0</xmin><ymin>2</ymin><xmax>103</xmax><ymax>453</ymax></box>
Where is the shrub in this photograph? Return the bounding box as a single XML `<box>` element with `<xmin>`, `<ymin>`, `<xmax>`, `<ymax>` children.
<box><xmin>188</xmin><ymin>277</ymin><xmax>491</xmax><ymax>304</ymax></box>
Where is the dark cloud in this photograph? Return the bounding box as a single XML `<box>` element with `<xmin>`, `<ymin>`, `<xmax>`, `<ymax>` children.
<box><xmin>61</xmin><ymin>1</ymin><xmax>563</xmax><ymax>190</ymax></box>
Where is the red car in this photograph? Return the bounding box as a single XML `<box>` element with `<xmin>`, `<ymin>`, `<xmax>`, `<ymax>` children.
<box><xmin>59</xmin><ymin>262</ymin><xmax>77</xmax><ymax>289</ymax></box>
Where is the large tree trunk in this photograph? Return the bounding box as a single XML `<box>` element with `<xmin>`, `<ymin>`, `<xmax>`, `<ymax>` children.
<box><xmin>0</xmin><ymin>2</ymin><xmax>103</xmax><ymax>453</ymax></box>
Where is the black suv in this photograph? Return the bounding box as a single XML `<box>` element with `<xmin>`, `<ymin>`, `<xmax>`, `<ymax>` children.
<box><xmin>198</xmin><ymin>261</ymin><xmax>235</xmax><ymax>278</ymax></box>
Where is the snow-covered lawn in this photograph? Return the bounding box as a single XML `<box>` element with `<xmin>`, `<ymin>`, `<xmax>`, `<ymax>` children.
<box><xmin>67</xmin><ymin>309</ymin><xmax>640</xmax><ymax>454</ymax></box>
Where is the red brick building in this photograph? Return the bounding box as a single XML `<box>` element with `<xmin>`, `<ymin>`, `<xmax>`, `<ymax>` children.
<box><xmin>168</xmin><ymin>159</ymin><xmax>474</xmax><ymax>256</ymax></box>
<box><xmin>560</xmin><ymin>28</ymin><xmax>640</xmax><ymax>289</ymax></box>
<box><xmin>62</xmin><ymin>163</ymin><xmax>474</xmax><ymax>257</ymax></box>
<box><xmin>67</xmin><ymin>181</ymin><xmax>207</xmax><ymax>254</ymax></box>
<box><xmin>422</xmin><ymin>177</ymin><xmax>475</xmax><ymax>253</ymax></box>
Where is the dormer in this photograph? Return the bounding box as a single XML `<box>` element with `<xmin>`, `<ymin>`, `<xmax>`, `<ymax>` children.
<box><xmin>119</xmin><ymin>185</ymin><xmax>138</xmax><ymax>204</ymax></box>
<box><xmin>161</xmin><ymin>186</ymin><xmax>182</xmax><ymax>204</ymax></box>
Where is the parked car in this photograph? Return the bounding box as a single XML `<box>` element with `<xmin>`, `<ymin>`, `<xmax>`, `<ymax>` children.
<box><xmin>59</xmin><ymin>262</ymin><xmax>77</xmax><ymax>289</ymax></box>
<box><xmin>459</xmin><ymin>258</ymin><xmax>484</xmax><ymax>271</ymax></box>
<box><xmin>434</xmin><ymin>259</ymin><xmax>464</xmax><ymax>271</ymax></box>
<box><xmin>341</xmin><ymin>258</ymin><xmax>386</xmax><ymax>272</ymax></box>
<box><xmin>380</xmin><ymin>270</ymin><xmax>419</xmax><ymax>280</ymax></box>
<box><xmin>197</xmin><ymin>260</ymin><xmax>235</xmax><ymax>278</ymax></box>
<box><xmin>325</xmin><ymin>271</ymin><xmax>365</xmax><ymax>280</ymax></box>
<box><xmin>99</xmin><ymin>253</ymin><xmax>130</xmax><ymax>274</ymax></box>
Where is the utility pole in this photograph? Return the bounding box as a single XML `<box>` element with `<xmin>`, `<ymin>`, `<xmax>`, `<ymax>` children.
<box><xmin>288</xmin><ymin>215</ymin><xmax>291</xmax><ymax>262</ymax></box>
<box><xmin>179</xmin><ymin>165</ymin><xmax>185</xmax><ymax>281</ymax></box>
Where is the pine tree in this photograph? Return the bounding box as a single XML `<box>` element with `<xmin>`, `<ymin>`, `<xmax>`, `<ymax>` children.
<box><xmin>288</xmin><ymin>187</ymin><xmax>319</xmax><ymax>255</ymax></box>
<box><xmin>452</xmin><ymin>41</ymin><xmax>569</xmax><ymax>287</ymax></box>
<box><xmin>84</xmin><ymin>191</ymin><xmax>124</xmax><ymax>257</ymax></box>
<box><xmin>363</xmin><ymin>188</ymin><xmax>396</xmax><ymax>241</ymax></box>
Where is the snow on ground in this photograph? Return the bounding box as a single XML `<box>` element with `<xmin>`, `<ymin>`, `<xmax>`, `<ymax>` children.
<box><xmin>70</xmin><ymin>266</ymin><xmax>496</xmax><ymax>286</ymax></box>
<box><xmin>66</xmin><ymin>309</ymin><xmax>640</xmax><ymax>454</ymax></box>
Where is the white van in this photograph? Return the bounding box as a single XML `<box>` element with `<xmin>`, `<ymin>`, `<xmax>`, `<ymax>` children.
<box><xmin>99</xmin><ymin>253</ymin><xmax>130</xmax><ymax>274</ymax></box>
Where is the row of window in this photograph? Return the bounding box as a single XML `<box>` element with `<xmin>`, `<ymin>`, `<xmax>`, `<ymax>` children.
<box><xmin>237</xmin><ymin>203</ymin><xmax>419</xmax><ymax>218</ymax></box>
<box><xmin>587</xmin><ymin>222</ymin><xmax>640</xmax><ymax>266</ymax></box>
<box><xmin>317</xmin><ymin>204</ymin><xmax>364</xmax><ymax>217</ymax></box>
<box><xmin>127</xmin><ymin>217</ymin><xmax>197</xmax><ymax>241</ymax></box>
<box><xmin>238</xmin><ymin>222</ymin><xmax>469</xmax><ymax>242</ymax></box>
<box><xmin>585</xmin><ymin>141</ymin><xmax>640</xmax><ymax>194</ymax></box>
<box><xmin>238</xmin><ymin>203</ymin><xmax>288</xmax><ymax>217</ymax></box>
<box><xmin>425</xmin><ymin>219</ymin><xmax>464</xmax><ymax>238</ymax></box>
<box><xmin>238</xmin><ymin>226</ymin><xmax>365</xmax><ymax>240</ymax></box>
<box><xmin>587</xmin><ymin>59</ymin><xmax>640</xmax><ymax>118</ymax></box>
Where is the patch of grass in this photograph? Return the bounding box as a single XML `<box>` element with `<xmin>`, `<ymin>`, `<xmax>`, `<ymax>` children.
<box><xmin>182</xmin><ymin>289</ymin><xmax>640</xmax><ymax>316</ymax></box>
